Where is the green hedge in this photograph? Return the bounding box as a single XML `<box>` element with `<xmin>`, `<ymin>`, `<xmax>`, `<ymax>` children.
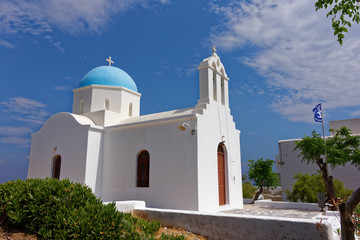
<box><xmin>286</xmin><ymin>173</ymin><xmax>353</xmax><ymax>203</ymax></box>
<box><xmin>0</xmin><ymin>178</ymin><xmax>185</xmax><ymax>240</ymax></box>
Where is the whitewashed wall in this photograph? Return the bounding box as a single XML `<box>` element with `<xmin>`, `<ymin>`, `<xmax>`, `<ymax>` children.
<box><xmin>329</xmin><ymin>118</ymin><xmax>360</xmax><ymax>135</ymax></box>
<box><xmin>73</xmin><ymin>85</ymin><xmax>140</xmax><ymax>118</ymax></box>
<box><xmin>84</xmin><ymin>128</ymin><xmax>104</xmax><ymax>197</ymax></box>
<box><xmin>197</xmin><ymin>98</ymin><xmax>243</xmax><ymax>212</ymax></box>
<box><xmin>28</xmin><ymin>113</ymin><xmax>92</xmax><ymax>183</ymax></box>
<box><xmin>100</xmin><ymin>117</ymin><xmax>199</xmax><ymax>210</ymax></box>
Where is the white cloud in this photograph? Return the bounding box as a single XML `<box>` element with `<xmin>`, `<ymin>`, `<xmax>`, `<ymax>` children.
<box><xmin>158</xmin><ymin>60</ymin><xmax>198</xmax><ymax>79</ymax></box>
<box><xmin>351</xmin><ymin>110</ymin><xmax>360</xmax><ymax>117</ymax></box>
<box><xmin>54</xmin><ymin>85</ymin><xmax>72</xmax><ymax>91</ymax></box>
<box><xmin>0</xmin><ymin>39</ymin><xmax>15</xmax><ymax>48</ymax></box>
<box><xmin>155</xmin><ymin>71</ymin><xmax>164</xmax><ymax>76</ymax></box>
<box><xmin>0</xmin><ymin>0</ymin><xmax>168</xmax><ymax>37</ymax></box>
<box><xmin>52</xmin><ymin>41</ymin><xmax>65</xmax><ymax>52</ymax></box>
<box><xmin>210</xmin><ymin>0</ymin><xmax>360</xmax><ymax>122</ymax></box>
<box><xmin>0</xmin><ymin>126</ymin><xmax>32</xmax><ymax>136</ymax></box>
<box><xmin>0</xmin><ymin>136</ymin><xmax>30</xmax><ymax>148</ymax></box>
<box><xmin>0</xmin><ymin>97</ymin><xmax>50</xmax><ymax>125</ymax></box>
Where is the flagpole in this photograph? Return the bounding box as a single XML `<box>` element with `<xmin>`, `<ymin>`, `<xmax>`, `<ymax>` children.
<box><xmin>313</xmin><ymin>103</ymin><xmax>327</xmax><ymax>162</ymax></box>
<box><xmin>320</xmin><ymin>103</ymin><xmax>327</xmax><ymax>162</ymax></box>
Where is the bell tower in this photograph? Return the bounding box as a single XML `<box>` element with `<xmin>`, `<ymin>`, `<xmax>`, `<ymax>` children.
<box><xmin>197</xmin><ymin>46</ymin><xmax>229</xmax><ymax>107</ymax></box>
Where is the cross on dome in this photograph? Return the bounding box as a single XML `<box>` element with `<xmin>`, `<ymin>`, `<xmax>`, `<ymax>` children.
<box><xmin>106</xmin><ymin>56</ymin><xmax>114</xmax><ymax>66</ymax></box>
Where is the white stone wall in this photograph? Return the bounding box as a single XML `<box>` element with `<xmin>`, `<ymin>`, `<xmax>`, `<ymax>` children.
<box><xmin>100</xmin><ymin>117</ymin><xmax>199</xmax><ymax>211</ymax></box>
<box><xmin>329</xmin><ymin>118</ymin><xmax>360</xmax><ymax>135</ymax></box>
<box><xmin>73</xmin><ymin>85</ymin><xmax>140</xmax><ymax>118</ymax></box>
<box><xmin>28</xmin><ymin>113</ymin><xmax>91</xmax><ymax>183</ymax></box>
<box><xmin>72</xmin><ymin>87</ymin><xmax>92</xmax><ymax>114</ymax></box>
<box><xmin>134</xmin><ymin>208</ymin><xmax>336</xmax><ymax>240</ymax></box>
<box><xmin>84</xmin><ymin>128</ymin><xmax>103</xmax><ymax>197</ymax></box>
<box><xmin>196</xmin><ymin>99</ymin><xmax>243</xmax><ymax>212</ymax></box>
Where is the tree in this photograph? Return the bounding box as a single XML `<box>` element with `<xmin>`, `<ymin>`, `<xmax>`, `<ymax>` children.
<box><xmin>315</xmin><ymin>0</ymin><xmax>360</xmax><ymax>45</ymax></box>
<box><xmin>340</xmin><ymin>188</ymin><xmax>360</xmax><ymax>239</ymax></box>
<box><xmin>295</xmin><ymin>127</ymin><xmax>360</xmax><ymax>208</ymax></box>
<box><xmin>248</xmin><ymin>158</ymin><xmax>280</xmax><ymax>203</ymax></box>
<box><xmin>295</xmin><ymin>127</ymin><xmax>360</xmax><ymax>239</ymax></box>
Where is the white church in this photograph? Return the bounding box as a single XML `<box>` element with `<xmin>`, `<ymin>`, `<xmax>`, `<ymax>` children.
<box><xmin>28</xmin><ymin>50</ymin><xmax>243</xmax><ymax>212</ymax></box>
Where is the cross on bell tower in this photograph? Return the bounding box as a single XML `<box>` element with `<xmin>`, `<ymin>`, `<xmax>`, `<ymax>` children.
<box><xmin>212</xmin><ymin>45</ymin><xmax>217</xmax><ymax>54</ymax></box>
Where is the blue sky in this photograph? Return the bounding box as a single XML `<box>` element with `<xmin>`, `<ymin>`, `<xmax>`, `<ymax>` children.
<box><xmin>1</xmin><ymin>0</ymin><xmax>360</xmax><ymax>183</ymax></box>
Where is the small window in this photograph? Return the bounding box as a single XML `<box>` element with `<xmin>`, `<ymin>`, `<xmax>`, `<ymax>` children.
<box><xmin>129</xmin><ymin>103</ymin><xmax>133</xmax><ymax>116</ymax></box>
<box><xmin>137</xmin><ymin>150</ymin><xmax>150</xmax><ymax>187</ymax></box>
<box><xmin>105</xmin><ymin>98</ymin><xmax>109</xmax><ymax>110</ymax></box>
<box><xmin>80</xmin><ymin>99</ymin><xmax>84</xmax><ymax>114</ymax></box>
<box><xmin>52</xmin><ymin>155</ymin><xmax>61</xmax><ymax>179</ymax></box>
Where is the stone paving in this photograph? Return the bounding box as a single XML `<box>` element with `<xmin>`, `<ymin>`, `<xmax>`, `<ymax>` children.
<box><xmin>220</xmin><ymin>205</ymin><xmax>324</xmax><ymax>219</ymax></box>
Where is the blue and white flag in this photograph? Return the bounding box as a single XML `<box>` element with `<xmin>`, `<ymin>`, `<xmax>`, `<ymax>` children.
<box><xmin>313</xmin><ymin>103</ymin><xmax>322</xmax><ymax>123</ymax></box>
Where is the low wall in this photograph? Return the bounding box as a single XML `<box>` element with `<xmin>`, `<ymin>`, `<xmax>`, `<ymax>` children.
<box><xmin>243</xmin><ymin>198</ymin><xmax>253</xmax><ymax>204</ymax></box>
<box><xmin>104</xmin><ymin>200</ymin><xmax>146</xmax><ymax>213</ymax></box>
<box><xmin>134</xmin><ymin>208</ymin><xmax>336</xmax><ymax>240</ymax></box>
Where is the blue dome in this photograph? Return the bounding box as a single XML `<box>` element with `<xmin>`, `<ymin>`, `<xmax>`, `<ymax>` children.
<box><xmin>79</xmin><ymin>66</ymin><xmax>138</xmax><ymax>92</ymax></box>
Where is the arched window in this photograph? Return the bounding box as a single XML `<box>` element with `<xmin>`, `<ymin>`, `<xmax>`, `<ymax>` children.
<box><xmin>217</xmin><ymin>144</ymin><xmax>226</xmax><ymax>205</ymax></box>
<box><xmin>129</xmin><ymin>103</ymin><xmax>133</xmax><ymax>117</ymax></box>
<box><xmin>137</xmin><ymin>150</ymin><xmax>150</xmax><ymax>187</ymax></box>
<box><xmin>105</xmin><ymin>98</ymin><xmax>109</xmax><ymax>110</ymax></box>
<box><xmin>52</xmin><ymin>155</ymin><xmax>61</xmax><ymax>179</ymax></box>
<box><xmin>80</xmin><ymin>99</ymin><xmax>84</xmax><ymax>114</ymax></box>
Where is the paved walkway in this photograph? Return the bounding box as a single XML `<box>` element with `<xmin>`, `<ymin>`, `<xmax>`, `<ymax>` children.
<box><xmin>220</xmin><ymin>204</ymin><xmax>324</xmax><ymax>219</ymax></box>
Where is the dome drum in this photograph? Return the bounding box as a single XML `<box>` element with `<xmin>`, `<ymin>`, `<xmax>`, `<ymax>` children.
<box><xmin>72</xmin><ymin>65</ymin><xmax>141</xmax><ymax>122</ymax></box>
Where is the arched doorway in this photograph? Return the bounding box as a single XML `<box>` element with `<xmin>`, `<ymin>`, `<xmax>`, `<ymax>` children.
<box><xmin>137</xmin><ymin>150</ymin><xmax>150</xmax><ymax>187</ymax></box>
<box><xmin>52</xmin><ymin>155</ymin><xmax>61</xmax><ymax>179</ymax></box>
<box><xmin>217</xmin><ymin>144</ymin><xmax>226</xmax><ymax>205</ymax></box>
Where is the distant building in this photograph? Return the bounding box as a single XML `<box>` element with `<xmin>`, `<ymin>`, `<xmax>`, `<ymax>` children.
<box><xmin>276</xmin><ymin>118</ymin><xmax>360</xmax><ymax>200</ymax></box>
<box><xmin>28</xmin><ymin>52</ymin><xmax>243</xmax><ymax>212</ymax></box>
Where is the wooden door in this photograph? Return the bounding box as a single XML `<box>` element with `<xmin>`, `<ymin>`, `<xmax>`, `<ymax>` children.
<box><xmin>217</xmin><ymin>145</ymin><xmax>226</xmax><ymax>205</ymax></box>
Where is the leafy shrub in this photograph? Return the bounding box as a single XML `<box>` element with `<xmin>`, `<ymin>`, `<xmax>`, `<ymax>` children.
<box><xmin>0</xmin><ymin>178</ymin><xmax>181</xmax><ymax>239</ymax></box>
<box><xmin>286</xmin><ymin>173</ymin><xmax>353</xmax><ymax>203</ymax></box>
<box><xmin>242</xmin><ymin>175</ymin><xmax>257</xmax><ymax>198</ymax></box>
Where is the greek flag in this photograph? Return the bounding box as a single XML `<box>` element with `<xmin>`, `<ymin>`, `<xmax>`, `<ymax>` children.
<box><xmin>313</xmin><ymin>103</ymin><xmax>322</xmax><ymax>123</ymax></box>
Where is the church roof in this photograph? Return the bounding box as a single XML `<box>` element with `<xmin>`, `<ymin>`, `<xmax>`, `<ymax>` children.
<box><xmin>79</xmin><ymin>66</ymin><xmax>138</xmax><ymax>92</ymax></box>
<box><xmin>106</xmin><ymin>107</ymin><xmax>198</xmax><ymax>130</ymax></box>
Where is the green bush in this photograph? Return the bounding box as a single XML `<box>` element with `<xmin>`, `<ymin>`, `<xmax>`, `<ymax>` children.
<box><xmin>242</xmin><ymin>175</ymin><xmax>257</xmax><ymax>198</ymax></box>
<box><xmin>286</xmin><ymin>173</ymin><xmax>353</xmax><ymax>203</ymax></box>
<box><xmin>0</xmin><ymin>178</ymin><xmax>182</xmax><ymax>239</ymax></box>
